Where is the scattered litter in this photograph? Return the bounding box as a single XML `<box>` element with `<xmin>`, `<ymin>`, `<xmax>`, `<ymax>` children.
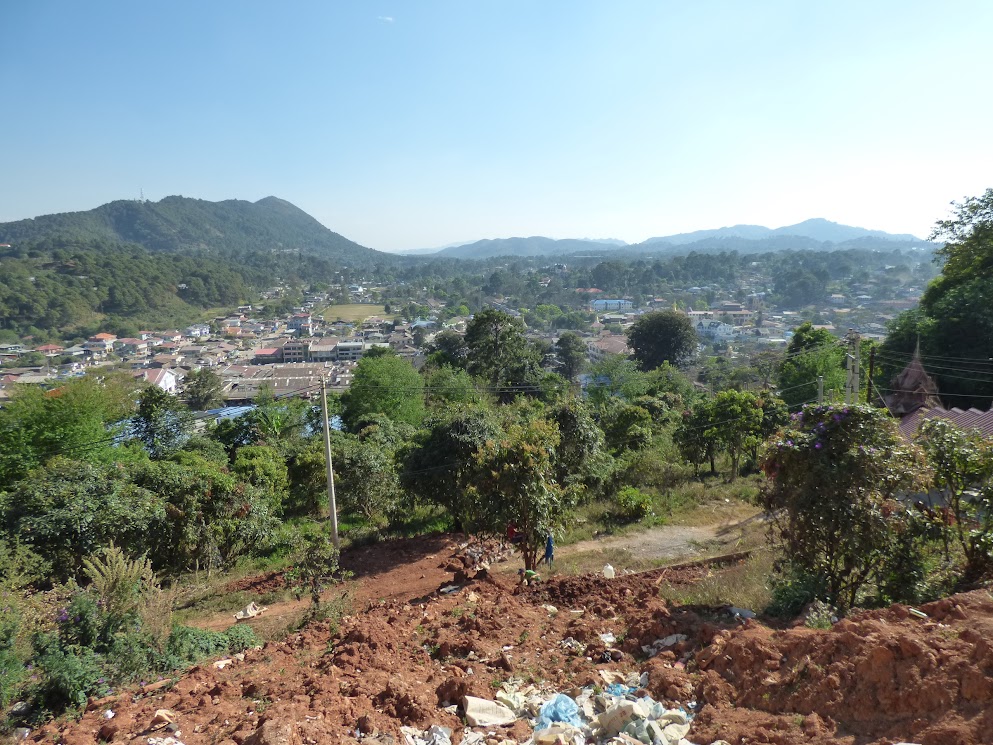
<box><xmin>602</xmin><ymin>564</ymin><xmax>616</xmax><ymax>579</ymax></box>
<box><xmin>150</xmin><ymin>709</ymin><xmax>176</xmax><ymax>730</ymax></box>
<box><xmin>439</xmin><ymin>585</ymin><xmax>461</xmax><ymax>594</ymax></box>
<box><xmin>728</xmin><ymin>606</ymin><xmax>755</xmax><ymax>620</ymax></box>
<box><xmin>462</xmin><ymin>696</ymin><xmax>517</xmax><ymax>727</ymax></box>
<box><xmin>534</xmin><ymin>723</ymin><xmax>585</xmax><ymax>744</ymax></box>
<box><xmin>908</xmin><ymin>608</ymin><xmax>929</xmax><ymax>620</ymax></box>
<box><xmin>147</xmin><ymin>738</ymin><xmax>185</xmax><ymax>745</ymax></box>
<box><xmin>12</xmin><ymin>729</ymin><xmax>30</xmax><ymax>742</ymax></box>
<box><xmin>213</xmin><ymin>658</ymin><xmax>233</xmax><ymax>670</ymax></box>
<box><xmin>560</xmin><ymin>636</ymin><xmax>585</xmax><ymax>651</ymax></box>
<box><xmin>400</xmin><ymin>725</ymin><xmax>453</xmax><ymax>745</ymax></box>
<box><xmin>233</xmin><ymin>602</ymin><xmax>266</xmax><ymax>621</ymax></box>
<box><xmin>642</xmin><ymin>633</ymin><xmax>687</xmax><ymax>657</ymax></box>
<box><xmin>599</xmin><ymin>632</ymin><xmax>617</xmax><ymax>644</ymax></box>
<box><xmin>103</xmin><ymin>709</ymin><xmax>115</xmax><ymax>719</ymax></box>
<box><xmin>542</xmin><ymin>604</ymin><xmax>559</xmax><ymax>615</ymax></box>
<box><xmin>536</xmin><ymin>694</ymin><xmax>583</xmax><ymax>730</ymax></box>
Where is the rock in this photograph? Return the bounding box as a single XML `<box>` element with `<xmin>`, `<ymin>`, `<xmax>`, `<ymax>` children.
<box><xmin>243</xmin><ymin>720</ymin><xmax>300</xmax><ymax>745</ymax></box>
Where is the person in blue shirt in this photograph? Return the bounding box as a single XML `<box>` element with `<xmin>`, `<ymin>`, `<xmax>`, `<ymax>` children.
<box><xmin>543</xmin><ymin>534</ymin><xmax>554</xmax><ymax>568</ymax></box>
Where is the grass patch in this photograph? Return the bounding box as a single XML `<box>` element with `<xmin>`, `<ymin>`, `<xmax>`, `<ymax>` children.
<box><xmin>318</xmin><ymin>304</ymin><xmax>396</xmax><ymax>323</ymax></box>
<box><xmin>552</xmin><ymin>547</ymin><xmax>674</xmax><ymax>577</ymax></box>
<box><xmin>658</xmin><ymin>549</ymin><xmax>776</xmax><ymax>612</ymax></box>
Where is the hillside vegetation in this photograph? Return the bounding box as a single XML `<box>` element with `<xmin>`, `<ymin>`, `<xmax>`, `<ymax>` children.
<box><xmin>0</xmin><ymin>196</ymin><xmax>383</xmax><ymax>263</ymax></box>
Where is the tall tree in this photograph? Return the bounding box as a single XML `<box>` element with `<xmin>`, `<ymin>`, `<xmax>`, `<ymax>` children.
<box><xmin>471</xmin><ymin>417</ymin><xmax>566</xmax><ymax>571</ymax></box>
<box><xmin>341</xmin><ymin>351</ymin><xmax>425</xmax><ymax>430</ymax></box>
<box><xmin>554</xmin><ymin>332</ymin><xmax>588</xmax><ymax>381</ymax></box>
<box><xmin>880</xmin><ymin>189</ymin><xmax>993</xmax><ymax>408</ymax></box>
<box><xmin>464</xmin><ymin>309</ymin><xmax>543</xmax><ymax>395</ymax></box>
<box><xmin>131</xmin><ymin>386</ymin><xmax>194</xmax><ymax>459</ymax></box>
<box><xmin>761</xmin><ymin>404</ymin><xmax>925</xmax><ymax>609</ymax></box>
<box><xmin>626</xmin><ymin>310</ymin><xmax>698</xmax><ymax>370</ymax></box>
<box><xmin>183</xmin><ymin>368</ymin><xmax>224</xmax><ymax>410</ymax></box>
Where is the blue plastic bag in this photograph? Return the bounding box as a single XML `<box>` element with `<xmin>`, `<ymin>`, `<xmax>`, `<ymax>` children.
<box><xmin>535</xmin><ymin>693</ymin><xmax>583</xmax><ymax>730</ymax></box>
<box><xmin>606</xmin><ymin>682</ymin><xmax>635</xmax><ymax>697</ymax></box>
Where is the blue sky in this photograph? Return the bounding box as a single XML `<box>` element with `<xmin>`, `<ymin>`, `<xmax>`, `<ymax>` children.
<box><xmin>2</xmin><ymin>1</ymin><xmax>991</xmax><ymax>251</ymax></box>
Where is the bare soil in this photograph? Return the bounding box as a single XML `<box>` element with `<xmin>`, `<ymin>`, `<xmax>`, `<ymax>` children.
<box><xmin>33</xmin><ymin>531</ymin><xmax>993</xmax><ymax>745</ymax></box>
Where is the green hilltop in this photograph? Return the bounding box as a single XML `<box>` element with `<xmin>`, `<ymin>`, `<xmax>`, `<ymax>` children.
<box><xmin>0</xmin><ymin>195</ymin><xmax>383</xmax><ymax>264</ymax></box>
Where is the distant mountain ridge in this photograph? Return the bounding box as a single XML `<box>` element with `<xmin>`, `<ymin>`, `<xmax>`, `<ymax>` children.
<box><xmin>431</xmin><ymin>219</ymin><xmax>926</xmax><ymax>259</ymax></box>
<box><xmin>432</xmin><ymin>236</ymin><xmax>631</xmax><ymax>259</ymax></box>
<box><xmin>643</xmin><ymin>218</ymin><xmax>920</xmax><ymax>246</ymax></box>
<box><xmin>0</xmin><ymin>196</ymin><xmax>384</xmax><ymax>263</ymax></box>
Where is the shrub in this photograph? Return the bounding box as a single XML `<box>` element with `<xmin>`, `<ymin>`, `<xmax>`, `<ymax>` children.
<box><xmin>30</xmin><ymin>633</ymin><xmax>107</xmax><ymax>714</ymax></box>
<box><xmin>614</xmin><ymin>487</ymin><xmax>653</xmax><ymax>521</ymax></box>
<box><xmin>224</xmin><ymin>623</ymin><xmax>260</xmax><ymax>653</ymax></box>
<box><xmin>765</xmin><ymin>565</ymin><xmax>826</xmax><ymax>618</ymax></box>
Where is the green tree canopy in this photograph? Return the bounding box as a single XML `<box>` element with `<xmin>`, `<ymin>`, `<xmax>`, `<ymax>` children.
<box><xmin>554</xmin><ymin>331</ymin><xmax>588</xmax><ymax>381</ymax></box>
<box><xmin>626</xmin><ymin>310</ymin><xmax>698</xmax><ymax>370</ymax></box>
<box><xmin>341</xmin><ymin>351</ymin><xmax>425</xmax><ymax>430</ymax></box>
<box><xmin>761</xmin><ymin>404</ymin><xmax>925</xmax><ymax>609</ymax></box>
<box><xmin>183</xmin><ymin>368</ymin><xmax>225</xmax><ymax>410</ymax></box>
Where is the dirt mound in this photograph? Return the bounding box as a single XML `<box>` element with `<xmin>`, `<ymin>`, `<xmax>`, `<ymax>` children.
<box><xmin>690</xmin><ymin>591</ymin><xmax>993</xmax><ymax>745</ymax></box>
<box><xmin>29</xmin><ymin>533</ymin><xmax>993</xmax><ymax>745</ymax></box>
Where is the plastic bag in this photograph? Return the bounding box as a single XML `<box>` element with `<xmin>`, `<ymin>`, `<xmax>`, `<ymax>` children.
<box><xmin>603</xmin><ymin>564</ymin><xmax>615</xmax><ymax>579</ymax></box>
<box><xmin>536</xmin><ymin>693</ymin><xmax>583</xmax><ymax>730</ymax></box>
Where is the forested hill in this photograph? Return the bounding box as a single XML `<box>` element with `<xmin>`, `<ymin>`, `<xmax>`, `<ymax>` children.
<box><xmin>0</xmin><ymin>196</ymin><xmax>383</xmax><ymax>264</ymax></box>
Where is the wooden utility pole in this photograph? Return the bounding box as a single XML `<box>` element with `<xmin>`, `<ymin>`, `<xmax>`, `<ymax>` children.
<box><xmin>320</xmin><ymin>376</ymin><xmax>340</xmax><ymax>549</ymax></box>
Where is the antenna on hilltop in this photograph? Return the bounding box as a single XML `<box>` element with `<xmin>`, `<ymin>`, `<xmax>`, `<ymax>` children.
<box><xmin>140</xmin><ymin>188</ymin><xmax>145</xmax><ymax>203</ymax></box>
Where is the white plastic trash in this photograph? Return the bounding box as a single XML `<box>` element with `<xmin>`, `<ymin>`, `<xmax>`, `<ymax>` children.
<box><xmin>603</xmin><ymin>564</ymin><xmax>615</xmax><ymax>579</ymax></box>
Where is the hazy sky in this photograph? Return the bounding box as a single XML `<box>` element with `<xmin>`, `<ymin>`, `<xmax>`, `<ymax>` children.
<box><xmin>2</xmin><ymin>1</ymin><xmax>992</xmax><ymax>251</ymax></box>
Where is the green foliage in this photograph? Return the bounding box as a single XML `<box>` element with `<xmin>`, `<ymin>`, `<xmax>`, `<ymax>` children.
<box><xmin>422</xmin><ymin>364</ymin><xmax>481</xmax><ymax>408</ymax></box>
<box><xmin>626</xmin><ymin>310</ymin><xmax>698</xmax><ymax>370</ymax></box>
<box><xmin>469</xmin><ymin>416</ymin><xmax>567</xmax><ymax>570</ymax></box>
<box><xmin>614</xmin><ymin>487</ymin><xmax>653</xmax><ymax>521</ymax></box>
<box><xmin>341</xmin><ymin>352</ymin><xmax>426</xmax><ymax>430</ymax></box>
<box><xmin>464</xmin><ymin>309</ymin><xmax>543</xmax><ymax>397</ymax></box>
<box><xmin>765</xmin><ymin>565</ymin><xmax>827</xmax><ymax>617</ymax></box>
<box><xmin>183</xmin><ymin>368</ymin><xmax>225</xmax><ymax>410</ymax></box>
<box><xmin>232</xmin><ymin>445</ymin><xmax>290</xmax><ymax>514</ymax></box>
<box><xmin>0</xmin><ymin>374</ymin><xmax>139</xmax><ymax>483</ymax></box>
<box><xmin>330</xmin><ymin>433</ymin><xmax>403</xmax><ymax>525</ymax></box>
<box><xmin>554</xmin><ymin>331</ymin><xmax>588</xmax><ymax>380</ymax></box>
<box><xmin>707</xmin><ymin>390</ymin><xmax>765</xmax><ymax>479</ymax></box>
<box><xmin>917</xmin><ymin>418</ymin><xmax>993</xmax><ymax>578</ymax></box>
<box><xmin>285</xmin><ymin>525</ymin><xmax>351</xmax><ymax>614</ymax></box>
<box><xmin>0</xmin><ymin>459</ymin><xmax>166</xmax><ymax>582</ymax></box>
<box><xmin>401</xmin><ymin>405</ymin><xmax>502</xmax><ymax>531</ymax></box>
<box><xmin>777</xmin><ymin>323</ymin><xmax>845</xmax><ymax>409</ymax></box>
<box><xmin>880</xmin><ymin>189</ymin><xmax>993</xmax><ymax>408</ymax></box>
<box><xmin>132</xmin><ymin>386</ymin><xmax>194</xmax><ymax>459</ymax></box>
<box><xmin>82</xmin><ymin>545</ymin><xmax>157</xmax><ymax>620</ymax></box>
<box><xmin>761</xmin><ymin>404</ymin><xmax>925</xmax><ymax>609</ymax></box>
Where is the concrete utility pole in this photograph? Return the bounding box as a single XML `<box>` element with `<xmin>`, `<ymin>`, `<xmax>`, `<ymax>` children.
<box><xmin>320</xmin><ymin>376</ymin><xmax>340</xmax><ymax>549</ymax></box>
<box><xmin>844</xmin><ymin>329</ymin><xmax>861</xmax><ymax>405</ymax></box>
<box><xmin>866</xmin><ymin>346</ymin><xmax>876</xmax><ymax>404</ymax></box>
<box><xmin>817</xmin><ymin>375</ymin><xmax>825</xmax><ymax>403</ymax></box>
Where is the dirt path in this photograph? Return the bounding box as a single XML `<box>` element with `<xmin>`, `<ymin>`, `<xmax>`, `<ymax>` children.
<box><xmin>192</xmin><ymin>509</ymin><xmax>762</xmax><ymax>634</ymax></box>
<box><xmin>560</xmin><ymin>524</ymin><xmax>719</xmax><ymax>560</ymax></box>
